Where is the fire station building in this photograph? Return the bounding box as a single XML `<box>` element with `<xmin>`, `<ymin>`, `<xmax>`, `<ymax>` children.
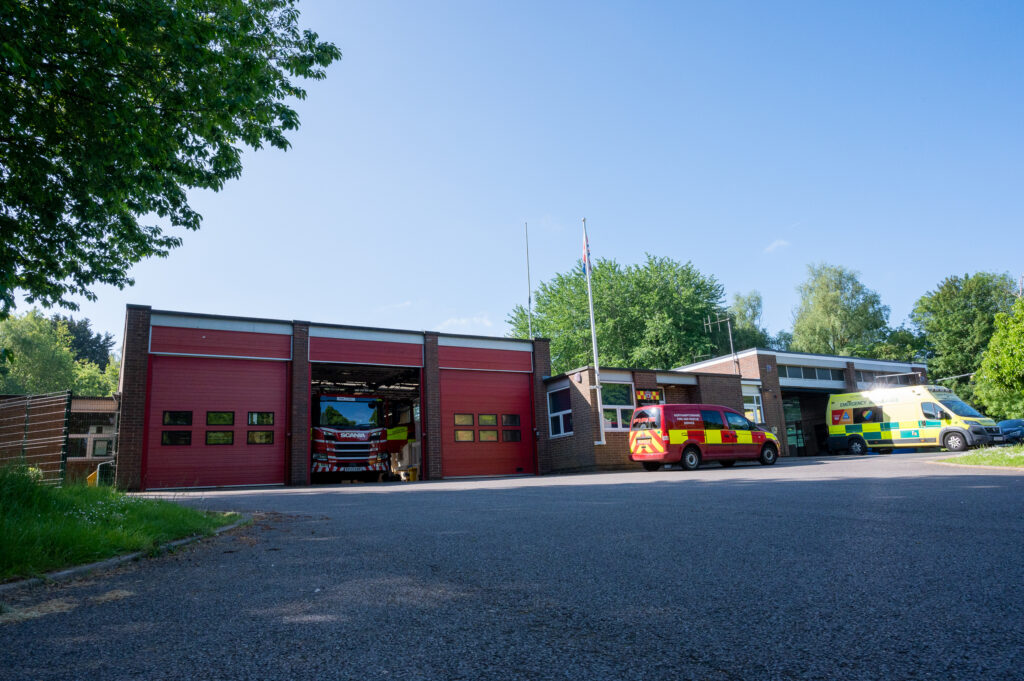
<box><xmin>115</xmin><ymin>305</ymin><xmax>751</xmax><ymax>490</ymax></box>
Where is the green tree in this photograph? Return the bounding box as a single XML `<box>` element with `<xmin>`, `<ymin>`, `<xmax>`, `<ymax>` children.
<box><xmin>911</xmin><ymin>272</ymin><xmax>1015</xmax><ymax>404</ymax></box>
<box><xmin>726</xmin><ymin>291</ymin><xmax>772</xmax><ymax>352</ymax></box>
<box><xmin>791</xmin><ymin>264</ymin><xmax>889</xmax><ymax>356</ymax></box>
<box><xmin>0</xmin><ymin>0</ymin><xmax>341</xmax><ymax>316</ymax></box>
<box><xmin>508</xmin><ymin>255</ymin><xmax>724</xmax><ymax>374</ymax></box>
<box><xmin>72</xmin><ymin>356</ymin><xmax>120</xmax><ymax>397</ymax></box>
<box><xmin>973</xmin><ymin>297</ymin><xmax>1024</xmax><ymax>419</ymax></box>
<box><xmin>864</xmin><ymin>325</ymin><xmax>929</xmax><ymax>363</ymax></box>
<box><xmin>51</xmin><ymin>315</ymin><xmax>115</xmax><ymax>369</ymax></box>
<box><xmin>0</xmin><ymin>310</ymin><xmax>76</xmax><ymax>394</ymax></box>
<box><xmin>769</xmin><ymin>330</ymin><xmax>793</xmax><ymax>352</ymax></box>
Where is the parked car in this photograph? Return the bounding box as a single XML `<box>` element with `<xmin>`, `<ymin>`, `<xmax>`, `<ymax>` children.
<box><xmin>998</xmin><ymin>419</ymin><xmax>1024</xmax><ymax>445</ymax></box>
<box><xmin>628</xmin><ymin>403</ymin><xmax>781</xmax><ymax>471</ymax></box>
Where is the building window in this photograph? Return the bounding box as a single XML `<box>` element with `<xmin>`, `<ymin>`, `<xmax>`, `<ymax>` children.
<box><xmin>601</xmin><ymin>382</ymin><xmax>634</xmax><ymax>431</ymax></box>
<box><xmin>454</xmin><ymin>430</ymin><xmax>474</xmax><ymax>442</ymax></box>
<box><xmin>68</xmin><ymin>411</ymin><xmax>118</xmax><ymax>458</ymax></box>
<box><xmin>248</xmin><ymin>412</ymin><xmax>274</xmax><ymax>426</ymax></box>
<box><xmin>161</xmin><ymin>431</ymin><xmax>191</xmax><ymax>446</ymax></box>
<box><xmin>502</xmin><ymin>414</ymin><xmax>520</xmax><ymax>427</ymax></box>
<box><xmin>503</xmin><ymin>430</ymin><xmax>522</xmax><ymax>442</ymax></box>
<box><xmin>163</xmin><ymin>411</ymin><xmax>192</xmax><ymax>426</ymax></box>
<box><xmin>206</xmin><ymin>411</ymin><xmax>234</xmax><ymax>426</ymax></box>
<box><xmin>247</xmin><ymin>431</ymin><xmax>274</xmax><ymax>445</ymax></box>
<box><xmin>206</xmin><ymin>431</ymin><xmax>234</xmax><ymax>445</ymax></box>
<box><xmin>454</xmin><ymin>414</ymin><xmax>474</xmax><ymax>426</ymax></box>
<box><xmin>478</xmin><ymin>414</ymin><xmax>497</xmax><ymax>426</ymax></box>
<box><xmin>479</xmin><ymin>430</ymin><xmax>498</xmax><ymax>442</ymax></box>
<box><xmin>744</xmin><ymin>394</ymin><xmax>764</xmax><ymax>423</ymax></box>
<box><xmin>547</xmin><ymin>388</ymin><xmax>573</xmax><ymax>437</ymax></box>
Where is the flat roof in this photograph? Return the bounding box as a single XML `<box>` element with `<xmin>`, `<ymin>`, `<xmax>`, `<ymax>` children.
<box><xmin>678</xmin><ymin>347</ymin><xmax>927</xmax><ymax>372</ymax></box>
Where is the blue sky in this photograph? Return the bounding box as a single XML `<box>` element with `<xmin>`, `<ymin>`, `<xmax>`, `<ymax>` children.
<box><xmin>41</xmin><ymin>0</ymin><xmax>1024</xmax><ymax>346</ymax></box>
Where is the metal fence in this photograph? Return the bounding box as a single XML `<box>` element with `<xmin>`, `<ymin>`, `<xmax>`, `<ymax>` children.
<box><xmin>0</xmin><ymin>391</ymin><xmax>71</xmax><ymax>485</ymax></box>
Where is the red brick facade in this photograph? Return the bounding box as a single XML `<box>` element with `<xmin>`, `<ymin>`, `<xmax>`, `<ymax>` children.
<box><xmin>288</xmin><ymin>322</ymin><xmax>311</xmax><ymax>486</ymax></box>
<box><xmin>116</xmin><ymin>305</ymin><xmax>151</xmax><ymax>490</ymax></box>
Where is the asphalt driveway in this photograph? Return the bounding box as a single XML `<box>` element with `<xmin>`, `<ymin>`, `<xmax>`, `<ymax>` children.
<box><xmin>2</xmin><ymin>453</ymin><xmax>1022</xmax><ymax>680</ymax></box>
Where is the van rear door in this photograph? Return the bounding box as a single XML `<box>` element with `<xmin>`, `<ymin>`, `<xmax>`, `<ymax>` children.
<box><xmin>629</xmin><ymin>407</ymin><xmax>665</xmax><ymax>455</ymax></box>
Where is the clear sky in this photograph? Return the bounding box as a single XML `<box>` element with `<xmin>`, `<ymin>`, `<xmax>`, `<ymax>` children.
<box><xmin>37</xmin><ymin>0</ymin><xmax>1024</xmax><ymax>348</ymax></box>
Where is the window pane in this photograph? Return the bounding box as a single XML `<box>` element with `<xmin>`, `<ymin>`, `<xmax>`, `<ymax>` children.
<box><xmin>603</xmin><ymin>409</ymin><xmax>619</xmax><ymax>429</ymax></box>
<box><xmin>479</xmin><ymin>430</ymin><xmax>498</xmax><ymax>442</ymax></box>
<box><xmin>549</xmin><ymin>416</ymin><xmax>561</xmax><ymax>435</ymax></box>
<box><xmin>700</xmin><ymin>410</ymin><xmax>724</xmax><ymax>430</ymax></box>
<box><xmin>454</xmin><ymin>414</ymin><xmax>474</xmax><ymax>426</ymax></box>
<box><xmin>207</xmin><ymin>411</ymin><xmax>234</xmax><ymax>426</ymax></box>
<box><xmin>725</xmin><ymin>412</ymin><xmax>750</xmax><ymax>430</ymax></box>
<box><xmin>248</xmin><ymin>412</ymin><xmax>274</xmax><ymax>426</ymax></box>
<box><xmin>503</xmin><ymin>430</ymin><xmax>521</xmax><ymax>442</ymax></box>
<box><xmin>67</xmin><ymin>438</ymin><xmax>88</xmax><ymax>458</ymax></box>
<box><xmin>548</xmin><ymin>388</ymin><xmax>571</xmax><ymax>413</ymax></box>
<box><xmin>162</xmin><ymin>431</ymin><xmax>191</xmax><ymax>446</ymax></box>
<box><xmin>478</xmin><ymin>414</ymin><xmax>497</xmax><ymax>426</ymax></box>
<box><xmin>502</xmin><ymin>414</ymin><xmax>520</xmax><ymax>426</ymax></box>
<box><xmin>601</xmin><ymin>383</ymin><xmax>633</xmax><ymax>407</ymax></box>
<box><xmin>832</xmin><ymin>369</ymin><xmax>845</xmax><ymax>381</ymax></box>
<box><xmin>163</xmin><ymin>411</ymin><xmax>192</xmax><ymax>426</ymax></box>
<box><xmin>92</xmin><ymin>439</ymin><xmax>112</xmax><ymax>456</ymax></box>
<box><xmin>853</xmin><ymin>407</ymin><xmax>882</xmax><ymax>424</ymax></box>
<box><xmin>455</xmin><ymin>430</ymin><xmax>474</xmax><ymax>442</ymax></box>
<box><xmin>206</xmin><ymin>431</ymin><xmax>233</xmax><ymax>445</ymax></box>
<box><xmin>777</xmin><ymin>366</ymin><xmax>788</xmax><ymax>378</ymax></box>
<box><xmin>856</xmin><ymin>371</ymin><xmax>864</xmax><ymax>382</ymax></box>
<box><xmin>816</xmin><ymin>368</ymin><xmax>831</xmax><ymax>380</ymax></box>
<box><xmin>247</xmin><ymin>431</ymin><xmax>274</xmax><ymax>444</ymax></box>
<box><xmin>563</xmin><ymin>412</ymin><xmax>573</xmax><ymax>433</ymax></box>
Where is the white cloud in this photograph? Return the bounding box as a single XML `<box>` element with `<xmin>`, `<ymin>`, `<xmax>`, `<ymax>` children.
<box><xmin>436</xmin><ymin>314</ymin><xmax>494</xmax><ymax>333</ymax></box>
<box><xmin>764</xmin><ymin>239</ymin><xmax>790</xmax><ymax>253</ymax></box>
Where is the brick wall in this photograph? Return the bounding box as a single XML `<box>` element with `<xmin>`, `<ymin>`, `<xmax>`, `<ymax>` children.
<box><xmin>756</xmin><ymin>353</ymin><xmax>789</xmax><ymax>454</ymax></box>
<box><xmin>545</xmin><ymin>368</ymin><xmax>598</xmax><ymax>473</ymax></box>
<box><xmin>115</xmin><ymin>305</ymin><xmax>150</xmax><ymax>490</ymax></box>
<box><xmin>423</xmin><ymin>333</ymin><xmax>441</xmax><ymax>480</ymax></box>
<box><xmin>695</xmin><ymin>373</ymin><xmax>743</xmax><ymax>411</ymax></box>
<box><xmin>288</xmin><ymin>322</ymin><xmax>311</xmax><ymax>486</ymax></box>
<box><xmin>662</xmin><ymin>384</ymin><xmax>699</xmax><ymax>403</ymax></box>
<box><xmin>691</xmin><ymin>354</ymin><xmax>761</xmax><ymax>379</ymax></box>
<box><xmin>532</xmin><ymin>339</ymin><xmax>552</xmax><ymax>474</ymax></box>
<box><xmin>844</xmin><ymin>361</ymin><xmax>857</xmax><ymax>390</ymax></box>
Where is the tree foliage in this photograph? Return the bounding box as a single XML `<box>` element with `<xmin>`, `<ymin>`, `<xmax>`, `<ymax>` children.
<box><xmin>974</xmin><ymin>296</ymin><xmax>1024</xmax><ymax>420</ymax></box>
<box><xmin>51</xmin><ymin>315</ymin><xmax>115</xmax><ymax>369</ymax></box>
<box><xmin>911</xmin><ymin>272</ymin><xmax>1015</xmax><ymax>404</ymax></box>
<box><xmin>508</xmin><ymin>255</ymin><xmax>725</xmax><ymax>374</ymax></box>
<box><xmin>725</xmin><ymin>290</ymin><xmax>772</xmax><ymax>352</ymax></box>
<box><xmin>0</xmin><ymin>0</ymin><xmax>341</xmax><ymax>316</ymax></box>
<box><xmin>791</xmin><ymin>264</ymin><xmax>889</xmax><ymax>356</ymax></box>
<box><xmin>0</xmin><ymin>310</ymin><xmax>117</xmax><ymax>396</ymax></box>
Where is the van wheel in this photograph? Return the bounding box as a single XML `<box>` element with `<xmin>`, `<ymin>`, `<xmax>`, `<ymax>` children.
<box><xmin>847</xmin><ymin>436</ymin><xmax>867</xmax><ymax>456</ymax></box>
<box><xmin>944</xmin><ymin>432</ymin><xmax>967</xmax><ymax>452</ymax></box>
<box><xmin>720</xmin><ymin>460</ymin><xmax>735</xmax><ymax>468</ymax></box>
<box><xmin>759</xmin><ymin>444</ymin><xmax>778</xmax><ymax>465</ymax></box>
<box><xmin>681</xmin><ymin>447</ymin><xmax>701</xmax><ymax>471</ymax></box>
<box><xmin>641</xmin><ymin>462</ymin><xmax>661</xmax><ymax>472</ymax></box>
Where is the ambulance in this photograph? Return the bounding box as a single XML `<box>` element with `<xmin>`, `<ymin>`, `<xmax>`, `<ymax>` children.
<box><xmin>628</xmin><ymin>403</ymin><xmax>781</xmax><ymax>471</ymax></box>
<box><xmin>826</xmin><ymin>385</ymin><xmax>1002</xmax><ymax>455</ymax></box>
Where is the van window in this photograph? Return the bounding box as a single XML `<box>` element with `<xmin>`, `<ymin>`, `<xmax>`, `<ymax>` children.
<box><xmin>701</xmin><ymin>410</ymin><xmax>724</xmax><ymax>430</ymax></box>
<box><xmin>921</xmin><ymin>402</ymin><xmax>942</xmax><ymax>420</ymax></box>
<box><xmin>725</xmin><ymin>412</ymin><xmax>752</xmax><ymax>430</ymax></box>
<box><xmin>853</xmin><ymin>407</ymin><xmax>883</xmax><ymax>424</ymax></box>
<box><xmin>630</xmin><ymin>408</ymin><xmax>661</xmax><ymax>431</ymax></box>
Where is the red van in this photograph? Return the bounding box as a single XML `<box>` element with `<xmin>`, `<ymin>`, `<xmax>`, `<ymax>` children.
<box><xmin>628</xmin><ymin>403</ymin><xmax>781</xmax><ymax>471</ymax></box>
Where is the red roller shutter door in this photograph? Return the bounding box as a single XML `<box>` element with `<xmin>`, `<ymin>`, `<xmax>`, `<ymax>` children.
<box><xmin>440</xmin><ymin>370</ymin><xmax>535</xmax><ymax>477</ymax></box>
<box><xmin>145</xmin><ymin>356</ymin><xmax>287</xmax><ymax>489</ymax></box>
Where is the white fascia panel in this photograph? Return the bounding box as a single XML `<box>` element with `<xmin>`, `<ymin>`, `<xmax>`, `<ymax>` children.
<box><xmin>438</xmin><ymin>336</ymin><xmax>533</xmax><ymax>352</ymax></box>
<box><xmin>779</xmin><ymin>378</ymin><xmax>847</xmax><ymax>390</ymax></box>
<box><xmin>310</xmin><ymin>326</ymin><xmax>424</xmax><ymax>345</ymax></box>
<box><xmin>655</xmin><ymin>372</ymin><xmax>698</xmax><ymax>385</ymax></box>
<box><xmin>546</xmin><ymin>377</ymin><xmax>571</xmax><ymax>392</ymax></box>
<box><xmin>151</xmin><ymin>313</ymin><xmax>292</xmax><ymax>336</ymax></box>
<box><xmin>599</xmin><ymin>369</ymin><xmax>634</xmax><ymax>382</ymax></box>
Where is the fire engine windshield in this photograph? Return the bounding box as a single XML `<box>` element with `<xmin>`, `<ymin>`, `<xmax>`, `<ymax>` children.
<box><xmin>319</xmin><ymin>398</ymin><xmax>382</xmax><ymax>429</ymax></box>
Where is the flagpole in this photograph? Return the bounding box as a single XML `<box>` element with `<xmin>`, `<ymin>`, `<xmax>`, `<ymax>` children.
<box><xmin>525</xmin><ymin>221</ymin><xmax>533</xmax><ymax>338</ymax></box>
<box><xmin>583</xmin><ymin>218</ymin><xmax>605</xmax><ymax>446</ymax></box>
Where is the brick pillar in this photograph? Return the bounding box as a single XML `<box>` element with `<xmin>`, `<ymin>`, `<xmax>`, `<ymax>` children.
<box><xmin>532</xmin><ymin>339</ymin><xmax>552</xmax><ymax>474</ymax></box>
<box><xmin>756</xmin><ymin>353</ymin><xmax>790</xmax><ymax>455</ymax></box>
<box><xmin>844</xmin><ymin>361</ymin><xmax>858</xmax><ymax>390</ymax></box>
<box><xmin>115</xmin><ymin>305</ymin><xmax>151</xmax><ymax>491</ymax></box>
<box><xmin>289</xmin><ymin>322</ymin><xmax>311</xmax><ymax>486</ymax></box>
<box><xmin>424</xmin><ymin>333</ymin><xmax>441</xmax><ymax>480</ymax></box>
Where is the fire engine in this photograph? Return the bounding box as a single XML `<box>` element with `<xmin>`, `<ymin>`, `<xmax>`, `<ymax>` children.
<box><xmin>311</xmin><ymin>395</ymin><xmax>411</xmax><ymax>479</ymax></box>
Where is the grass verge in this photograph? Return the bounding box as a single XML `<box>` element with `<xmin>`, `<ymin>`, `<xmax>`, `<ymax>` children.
<box><xmin>0</xmin><ymin>465</ymin><xmax>237</xmax><ymax>582</ymax></box>
<box><xmin>940</xmin><ymin>444</ymin><xmax>1024</xmax><ymax>468</ymax></box>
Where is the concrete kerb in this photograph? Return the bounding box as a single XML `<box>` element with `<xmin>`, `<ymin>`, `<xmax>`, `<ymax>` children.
<box><xmin>0</xmin><ymin>514</ymin><xmax>251</xmax><ymax>596</ymax></box>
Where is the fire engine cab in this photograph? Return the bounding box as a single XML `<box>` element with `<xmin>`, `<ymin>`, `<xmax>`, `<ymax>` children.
<box><xmin>311</xmin><ymin>394</ymin><xmax>414</xmax><ymax>481</ymax></box>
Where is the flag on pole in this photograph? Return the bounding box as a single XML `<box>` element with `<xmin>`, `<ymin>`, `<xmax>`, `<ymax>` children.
<box><xmin>582</xmin><ymin>227</ymin><xmax>592</xmax><ymax>275</ymax></box>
